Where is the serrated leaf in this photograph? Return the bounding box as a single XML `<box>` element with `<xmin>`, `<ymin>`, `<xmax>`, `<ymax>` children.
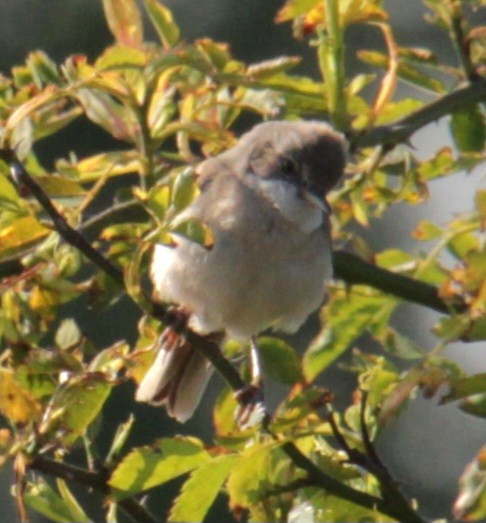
<box><xmin>143</xmin><ymin>0</ymin><xmax>180</xmax><ymax>49</ymax></box>
<box><xmin>101</xmin><ymin>0</ymin><xmax>143</xmax><ymax>47</ymax></box>
<box><xmin>451</xmin><ymin>105</ymin><xmax>486</xmax><ymax>153</ymax></box>
<box><xmin>258</xmin><ymin>337</ymin><xmax>303</xmax><ymax>384</ymax></box>
<box><xmin>169</xmin><ymin>454</ymin><xmax>238</xmax><ymax>522</ymax></box>
<box><xmin>109</xmin><ymin>436</ymin><xmax>211</xmax><ymax>499</ymax></box>
<box><xmin>303</xmin><ymin>290</ymin><xmax>392</xmax><ymax>382</ymax></box>
<box><xmin>227</xmin><ymin>443</ymin><xmax>276</xmax><ymax>509</ymax></box>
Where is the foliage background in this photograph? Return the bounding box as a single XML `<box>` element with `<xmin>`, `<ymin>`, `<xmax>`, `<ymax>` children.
<box><xmin>0</xmin><ymin>1</ymin><xmax>485</xmax><ymax>522</ymax></box>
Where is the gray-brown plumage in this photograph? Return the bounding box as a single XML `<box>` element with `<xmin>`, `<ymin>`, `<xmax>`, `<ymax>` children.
<box><xmin>136</xmin><ymin>120</ymin><xmax>346</xmax><ymax>422</ymax></box>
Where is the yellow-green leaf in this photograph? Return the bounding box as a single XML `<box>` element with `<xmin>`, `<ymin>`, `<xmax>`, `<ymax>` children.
<box><xmin>95</xmin><ymin>45</ymin><xmax>147</xmax><ymax>71</ymax></box>
<box><xmin>0</xmin><ymin>215</ymin><xmax>48</xmax><ymax>255</ymax></box>
<box><xmin>258</xmin><ymin>336</ymin><xmax>303</xmax><ymax>384</ymax></box>
<box><xmin>0</xmin><ymin>368</ymin><xmax>42</xmax><ymax>424</ymax></box>
<box><xmin>143</xmin><ymin>0</ymin><xmax>180</xmax><ymax>49</ymax></box>
<box><xmin>101</xmin><ymin>0</ymin><xmax>143</xmax><ymax>47</ymax></box>
<box><xmin>109</xmin><ymin>436</ymin><xmax>211</xmax><ymax>499</ymax></box>
<box><xmin>169</xmin><ymin>454</ymin><xmax>238</xmax><ymax>523</ymax></box>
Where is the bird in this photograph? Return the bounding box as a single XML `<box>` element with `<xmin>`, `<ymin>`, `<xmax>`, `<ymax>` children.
<box><xmin>135</xmin><ymin>120</ymin><xmax>346</xmax><ymax>422</ymax></box>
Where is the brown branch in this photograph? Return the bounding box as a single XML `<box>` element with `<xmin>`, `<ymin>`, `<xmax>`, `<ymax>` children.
<box><xmin>29</xmin><ymin>456</ymin><xmax>158</xmax><ymax>523</ymax></box>
<box><xmin>1</xmin><ymin>152</ymin><xmax>435</xmax><ymax>523</ymax></box>
<box><xmin>350</xmin><ymin>79</ymin><xmax>486</xmax><ymax>150</ymax></box>
<box><xmin>333</xmin><ymin>250</ymin><xmax>467</xmax><ymax>314</ymax></box>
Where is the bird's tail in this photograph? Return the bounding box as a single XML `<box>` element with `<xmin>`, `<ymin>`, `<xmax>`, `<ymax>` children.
<box><xmin>135</xmin><ymin>327</ymin><xmax>214</xmax><ymax>423</ymax></box>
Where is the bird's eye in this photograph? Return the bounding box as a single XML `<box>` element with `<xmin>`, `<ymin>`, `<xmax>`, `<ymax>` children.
<box><xmin>280</xmin><ymin>157</ymin><xmax>298</xmax><ymax>175</ymax></box>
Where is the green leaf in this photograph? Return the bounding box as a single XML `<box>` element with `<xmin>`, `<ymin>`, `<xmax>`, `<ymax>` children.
<box><xmin>258</xmin><ymin>336</ymin><xmax>303</xmax><ymax>384</ymax></box>
<box><xmin>375</xmin><ymin>248</ymin><xmax>416</xmax><ymax>271</ymax></box>
<box><xmin>453</xmin><ymin>447</ymin><xmax>486</xmax><ymax>521</ymax></box>
<box><xmin>303</xmin><ymin>290</ymin><xmax>391</xmax><ymax>382</ymax></box>
<box><xmin>101</xmin><ymin>0</ymin><xmax>144</xmax><ymax>47</ymax></box>
<box><xmin>46</xmin><ymin>373</ymin><xmax>112</xmax><ymax>444</ymax></box>
<box><xmin>143</xmin><ymin>0</ymin><xmax>180</xmax><ymax>49</ymax></box>
<box><xmin>442</xmin><ymin>373</ymin><xmax>486</xmax><ymax>403</ymax></box>
<box><xmin>109</xmin><ymin>436</ymin><xmax>211</xmax><ymax>499</ymax></box>
<box><xmin>0</xmin><ymin>215</ymin><xmax>48</xmax><ymax>256</ymax></box>
<box><xmin>95</xmin><ymin>45</ymin><xmax>147</xmax><ymax>70</ymax></box>
<box><xmin>171</xmin><ymin>167</ymin><xmax>197</xmax><ymax>211</ymax></box>
<box><xmin>412</xmin><ymin>220</ymin><xmax>442</xmax><ymax>241</ymax></box>
<box><xmin>24</xmin><ymin>477</ymin><xmax>92</xmax><ymax>523</ymax></box>
<box><xmin>451</xmin><ymin>105</ymin><xmax>486</xmax><ymax>153</ymax></box>
<box><xmin>56</xmin><ymin>151</ymin><xmax>141</xmax><ymax>183</ymax></box>
<box><xmin>169</xmin><ymin>454</ymin><xmax>238</xmax><ymax>523</ymax></box>
<box><xmin>227</xmin><ymin>443</ymin><xmax>276</xmax><ymax>508</ymax></box>
<box><xmin>35</xmin><ymin>175</ymin><xmax>85</xmax><ymax>197</ymax></box>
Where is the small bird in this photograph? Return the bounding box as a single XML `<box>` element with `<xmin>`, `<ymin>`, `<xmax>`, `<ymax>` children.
<box><xmin>135</xmin><ymin>120</ymin><xmax>346</xmax><ymax>422</ymax></box>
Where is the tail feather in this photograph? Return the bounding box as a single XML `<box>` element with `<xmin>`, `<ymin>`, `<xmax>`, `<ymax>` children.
<box><xmin>135</xmin><ymin>330</ymin><xmax>213</xmax><ymax>423</ymax></box>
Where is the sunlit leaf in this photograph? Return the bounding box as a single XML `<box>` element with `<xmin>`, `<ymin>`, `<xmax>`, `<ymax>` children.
<box><xmin>0</xmin><ymin>215</ymin><xmax>48</xmax><ymax>255</ymax></box>
<box><xmin>275</xmin><ymin>0</ymin><xmax>320</xmax><ymax>23</ymax></box>
<box><xmin>101</xmin><ymin>0</ymin><xmax>143</xmax><ymax>47</ymax></box>
<box><xmin>44</xmin><ymin>373</ymin><xmax>112</xmax><ymax>443</ymax></box>
<box><xmin>143</xmin><ymin>0</ymin><xmax>180</xmax><ymax>49</ymax></box>
<box><xmin>109</xmin><ymin>436</ymin><xmax>211</xmax><ymax>499</ymax></box>
<box><xmin>303</xmin><ymin>289</ymin><xmax>393</xmax><ymax>382</ymax></box>
<box><xmin>169</xmin><ymin>454</ymin><xmax>238</xmax><ymax>523</ymax></box>
<box><xmin>453</xmin><ymin>447</ymin><xmax>486</xmax><ymax>521</ymax></box>
<box><xmin>95</xmin><ymin>45</ymin><xmax>147</xmax><ymax>71</ymax></box>
<box><xmin>0</xmin><ymin>368</ymin><xmax>42</xmax><ymax>425</ymax></box>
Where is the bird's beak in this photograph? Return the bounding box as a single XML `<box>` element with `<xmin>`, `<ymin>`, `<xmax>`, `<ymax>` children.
<box><xmin>300</xmin><ymin>188</ymin><xmax>330</xmax><ymax>214</ymax></box>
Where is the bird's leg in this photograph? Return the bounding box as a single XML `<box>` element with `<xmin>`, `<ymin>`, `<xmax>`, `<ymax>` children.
<box><xmin>234</xmin><ymin>336</ymin><xmax>267</xmax><ymax>428</ymax></box>
<box><xmin>250</xmin><ymin>335</ymin><xmax>263</xmax><ymax>387</ymax></box>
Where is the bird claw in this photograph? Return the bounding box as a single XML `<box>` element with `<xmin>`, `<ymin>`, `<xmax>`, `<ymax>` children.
<box><xmin>234</xmin><ymin>384</ymin><xmax>267</xmax><ymax>429</ymax></box>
